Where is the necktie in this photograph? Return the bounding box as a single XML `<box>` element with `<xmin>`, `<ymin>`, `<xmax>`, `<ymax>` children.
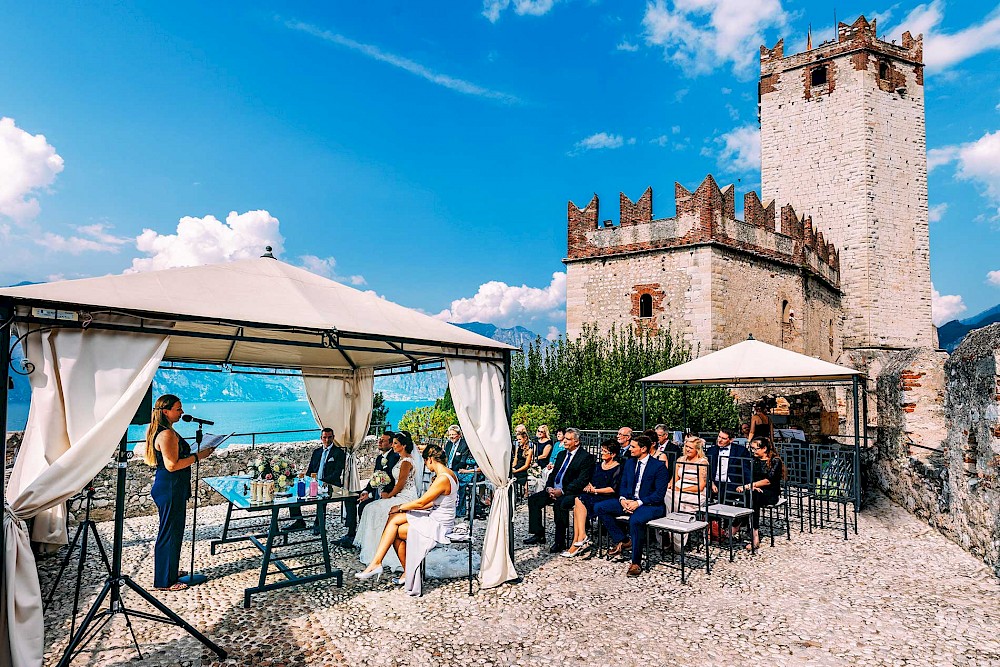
<box><xmin>634</xmin><ymin>461</ymin><xmax>644</xmax><ymax>499</ymax></box>
<box><xmin>554</xmin><ymin>453</ymin><xmax>572</xmax><ymax>486</ymax></box>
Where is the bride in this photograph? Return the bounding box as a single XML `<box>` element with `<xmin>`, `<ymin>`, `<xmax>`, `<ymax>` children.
<box><xmin>354</xmin><ymin>431</ymin><xmax>424</xmax><ymax>570</ymax></box>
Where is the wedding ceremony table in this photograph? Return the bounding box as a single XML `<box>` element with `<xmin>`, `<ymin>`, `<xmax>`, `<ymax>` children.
<box><xmin>203</xmin><ymin>475</ymin><xmax>358</xmax><ymax>607</ymax></box>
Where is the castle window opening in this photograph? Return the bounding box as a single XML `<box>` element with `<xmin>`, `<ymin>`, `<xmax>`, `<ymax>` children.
<box><xmin>781</xmin><ymin>299</ymin><xmax>791</xmax><ymax>323</ymax></box>
<box><xmin>811</xmin><ymin>65</ymin><xmax>828</xmax><ymax>87</ymax></box>
<box><xmin>878</xmin><ymin>61</ymin><xmax>889</xmax><ymax>79</ymax></box>
<box><xmin>639</xmin><ymin>293</ymin><xmax>653</xmax><ymax>318</ymax></box>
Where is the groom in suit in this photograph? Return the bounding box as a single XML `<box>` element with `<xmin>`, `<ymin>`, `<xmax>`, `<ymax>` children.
<box><xmin>342</xmin><ymin>430</ymin><xmax>400</xmax><ymax>546</ymax></box>
<box><xmin>524</xmin><ymin>427</ymin><xmax>594</xmax><ymax>553</ymax></box>
<box><xmin>595</xmin><ymin>435</ymin><xmax>670</xmax><ymax>577</ymax></box>
<box><xmin>289</xmin><ymin>428</ymin><xmax>356</xmax><ymax>542</ymax></box>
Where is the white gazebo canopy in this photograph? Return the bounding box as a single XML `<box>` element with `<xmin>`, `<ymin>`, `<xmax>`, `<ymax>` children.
<box><xmin>639</xmin><ymin>337</ymin><xmax>862</xmax><ymax>386</ymax></box>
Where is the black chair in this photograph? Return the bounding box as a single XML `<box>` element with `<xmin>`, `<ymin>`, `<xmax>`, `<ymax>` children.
<box><xmin>705</xmin><ymin>451</ymin><xmax>754</xmax><ymax>561</ymax></box>
<box><xmin>419</xmin><ymin>479</ymin><xmax>482</xmax><ymax>596</ymax></box>
<box><xmin>777</xmin><ymin>441</ymin><xmax>813</xmax><ymax>534</ymax></box>
<box><xmin>646</xmin><ymin>461</ymin><xmax>711</xmax><ymax>583</ymax></box>
<box><xmin>812</xmin><ymin>445</ymin><xmax>856</xmax><ymax>540</ymax></box>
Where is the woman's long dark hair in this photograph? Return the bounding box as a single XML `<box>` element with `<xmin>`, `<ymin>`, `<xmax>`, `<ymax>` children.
<box><xmin>393</xmin><ymin>431</ymin><xmax>415</xmax><ymax>454</ymax></box>
<box><xmin>750</xmin><ymin>436</ymin><xmax>787</xmax><ymax>479</ymax></box>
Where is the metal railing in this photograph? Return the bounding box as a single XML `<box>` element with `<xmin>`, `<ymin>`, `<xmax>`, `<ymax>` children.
<box><xmin>125</xmin><ymin>424</ymin><xmax>391</xmax><ymax>451</ymax></box>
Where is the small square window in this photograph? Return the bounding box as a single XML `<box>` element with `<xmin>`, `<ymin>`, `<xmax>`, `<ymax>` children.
<box><xmin>811</xmin><ymin>65</ymin><xmax>828</xmax><ymax>87</ymax></box>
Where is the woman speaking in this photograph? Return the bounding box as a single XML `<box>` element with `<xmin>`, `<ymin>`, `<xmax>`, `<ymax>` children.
<box><xmin>143</xmin><ymin>394</ymin><xmax>216</xmax><ymax>591</ymax></box>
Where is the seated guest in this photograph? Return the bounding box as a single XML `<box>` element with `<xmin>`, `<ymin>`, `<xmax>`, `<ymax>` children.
<box><xmin>511</xmin><ymin>430</ymin><xmax>534</xmax><ymax>497</ymax></box>
<box><xmin>525</xmin><ymin>428</ymin><xmax>594</xmax><ymax>553</ymax></box>
<box><xmin>595</xmin><ymin>436</ymin><xmax>669</xmax><ymax>577</ymax></box>
<box><xmin>448</xmin><ymin>426</ymin><xmax>480</xmax><ymax>518</ymax></box>
<box><xmin>664</xmin><ymin>436</ymin><xmax>709</xmax><ymax>551</ymax></box>
<box><xmin>615</xmin><ymin>427</ymin><xmax>633</xmax><ymax>460</ymax></box>
<box><xmin>532</xmin><ymin>424</ymin><xmax>555</xmax><ymax>470</ymax></box>
<box><xmin>737</xmin><ymin>436</ymin><xmax>785</xmax><ymax>551</ymax></box>
<box><xmin>706</xmin><ymin>428</ymin><xmax>752</xmax><ymax>503</ymax></box>
<box><xmin>655</xmin><ymin>423</ymin><xmax>681</xmax><ymax>474</ymax></box>
<box><xmin>355</xmin><ymin>444</ymin><xmax>457</xmax><ymax>595</ymax></box>
<box><xmin>288</xmin><ymin>428</ymin><xmax>356</xmax><ymax>543</ymax></box>
<box><xmin>356</xmin><ymin>431</ymin><xmax>399</xmax><ymax>523</ymax></box>
<box><xmin>563</xmin><ymin>439</ymin><xmax>622</xmax><ymax>557</ymax></box>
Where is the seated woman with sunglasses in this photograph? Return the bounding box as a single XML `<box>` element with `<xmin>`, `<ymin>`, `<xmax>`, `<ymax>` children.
<box><xmin>736</xmin><ymin>436</ymin><xmax>785</xmax><ymax>551</ymax></box>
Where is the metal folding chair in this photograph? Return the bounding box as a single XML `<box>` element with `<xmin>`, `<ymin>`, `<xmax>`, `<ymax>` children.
<box><xmin>646</xmin><ymin>462</ymin><xmax>711</xmax><ymax>583</ymax></box>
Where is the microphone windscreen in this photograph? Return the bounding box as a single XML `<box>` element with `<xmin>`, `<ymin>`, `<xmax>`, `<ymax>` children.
<box><xmin>181</xmin><ymin>414</ymin><xmax>193</xmax><ymax>422</ymax></box>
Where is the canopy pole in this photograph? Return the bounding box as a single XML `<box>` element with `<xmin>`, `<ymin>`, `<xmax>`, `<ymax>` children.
<box><xmin>852</xmin><ymin>375</ymin><xmax>862</xmax><ymax>511</ymax></box>
<box><xmin>641</xmin><ymin>382</ymin><xmax>647</xmax><ymax>431</ymax></box>
<box><xmin>0</xmin><ymin>298</ymin><xmax>12</xmax><ymax>593</ymax></box>
<box><xmin>682</xmin><ymin>386</ymin><xmax>689</xmax><ymax>434</ymax></box>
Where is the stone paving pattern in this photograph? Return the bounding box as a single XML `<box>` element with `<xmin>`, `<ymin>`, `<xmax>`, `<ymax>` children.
<box><xmin>39</xmin><ymin>494</ymin><xmax>1000</xmax><ymax>667</ymax></box>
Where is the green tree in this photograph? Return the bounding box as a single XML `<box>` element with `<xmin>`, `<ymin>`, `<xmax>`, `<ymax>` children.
<box><xmin>511</xmin><ymin>404</ymin><xmax>560</xmax><ymax>434</ymax></box>
<box><xmin>434</xmin><ymin>387</ymin><xmax>454</xmax><ymax>412</ymax></box>
<box><xmin>511</xmin><ymin>325</ymin><xmax>736</xmax><ymax>432</ymax></box>
<box><xmin>371</xmin><ymin>391</ymin><xmax>389</xmax><ymax>428</ymax></box>
<box><xmin>398</xmin><ymin>406</ymin><xmax>458</xmax><ymax>442</ymax></box>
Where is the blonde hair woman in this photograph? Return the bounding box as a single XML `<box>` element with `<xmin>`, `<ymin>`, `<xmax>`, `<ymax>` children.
<box><xmin>145</xmin><ymin>394</ymin><xmax>216</xmax><ymax>590</ymax></box>
<box><xmin>664</xmin><ymin>436</ymin><xmax>708</xmax><ymax>551</ymax></box>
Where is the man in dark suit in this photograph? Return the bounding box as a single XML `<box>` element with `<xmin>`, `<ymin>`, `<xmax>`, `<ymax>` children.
<box><xmin>655</xmin><ymin>423</ymin><xmax>682</xmax><ymax>475</ymax></box>
<box><xmin>595</xmin><ymin>436</ymin><xmax>670</xmax><ymax>577</ymax></box>
<box><xmin>444</xmin><ymin>425</ymin><xmax>478</xmax><ymax>517</ymax></box>
<box><xmin>288</xmin><ymin>428</ymin><xmax>351</xmax><ymax>537</ymax></box>
<box><xmin>706</xmin><ymin>427</ymin><xmax>752</xmax><ymax>504</ymax></box>
<box><xmin>353</xmin><ymin>431</ymin><xmax>400</xmax><ymax>537</ymax></box>
<box><xmin>524</xmin><ymin>427</ymin><xmax>594</xmax><ymax>554</ymax></box>
<box><xmin>615</xmin><ymin>426</ymin><xmax>633</xmax><ymax>460</ymax></box>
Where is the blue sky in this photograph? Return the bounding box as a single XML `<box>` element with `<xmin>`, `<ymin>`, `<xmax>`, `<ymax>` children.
<box><xmin>2</xmin><ymin>1</ymin><xmax>999</xmax><ymax>336</ymax></box>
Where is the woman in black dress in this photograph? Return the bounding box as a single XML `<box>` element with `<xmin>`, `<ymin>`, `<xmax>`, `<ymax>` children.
<box><xmin>736</xmin><ymin>436</ymin><xmax>784</xmax><ymax>551</ymax></box>
<box><xmin>143</xmin><ymin>394</ymin><xmax>216</xmax><ymax>591</ymax></box>
<box><xmin>563</xmin><ymin>439</ymin><xmax>622</xmax><ymax>557</ymax></box>
<box><xmin>532</xmin><ymin>425</ymin><xmax>554</xmax><ymax>470</ymax></box>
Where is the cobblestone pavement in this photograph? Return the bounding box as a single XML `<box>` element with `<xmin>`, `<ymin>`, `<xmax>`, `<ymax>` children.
<box><xmin>39</xmin><ymin>493</ymin><xmax>1000</xmax><ymax>667</ymax></box>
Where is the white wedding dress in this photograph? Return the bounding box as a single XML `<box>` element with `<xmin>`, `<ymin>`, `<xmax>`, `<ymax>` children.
<box><xmin>356</xmin><ymin>456</ymin><xmax>420</xmax><ymax>570</ymax></box>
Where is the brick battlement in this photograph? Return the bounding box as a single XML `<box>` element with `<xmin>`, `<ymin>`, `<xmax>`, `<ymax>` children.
<box><xmin>565</xmin><ymin>175</ymin><xmax>840</xmax><ymax>289</ymax></box>
<box><xmin>761</xmin><ymin>16</ymin><xmax>923</xmax><ymax>89</ymax></box>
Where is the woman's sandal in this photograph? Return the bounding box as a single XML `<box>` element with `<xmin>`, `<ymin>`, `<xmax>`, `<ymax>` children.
<box><xmin>155</xmin><ymin>582</ymin><xmax>189</xmax><ymax>591</ymax></box>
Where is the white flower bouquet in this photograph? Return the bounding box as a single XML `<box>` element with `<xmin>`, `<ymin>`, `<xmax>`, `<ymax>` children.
<box><xmin>369</xmin><ymin>470</ymin><xmax>391</xmax><ymax>491</ymax></box>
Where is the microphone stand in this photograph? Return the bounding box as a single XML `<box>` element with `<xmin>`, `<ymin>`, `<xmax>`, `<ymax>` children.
<box><xmin>178</xmin><ymin>423</ymin><xmax>207</xmax><ymax>586</ymax></box>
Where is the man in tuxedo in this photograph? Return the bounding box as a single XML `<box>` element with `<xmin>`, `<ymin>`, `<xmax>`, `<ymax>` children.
<box><xmin>524</xmin><ymin>427</ymin><xmax>594</xmax><ymax>553</ymax></box>
<box><xmin>355</xmin><ymin>430</ymin><xmax>400</xmax><ymax>523</ymax></box>
<box><xmin>289</xmin><ymin>428</ymin><xmax>357</xmax><ymax>544</ymax></box>
<box><xmin>595</xmin><ymin>436</ymin><xmax>670</xmax><ymax>577</ymax></box>
<box><xmin>706</xmin><ymin>428</ymin><xmax>752</xmax><ymax>503</ymax></box>
<box><xmin>615</xmin><ymin>426</ymin><xmax>633</xmax><ymax>460</ymax></box>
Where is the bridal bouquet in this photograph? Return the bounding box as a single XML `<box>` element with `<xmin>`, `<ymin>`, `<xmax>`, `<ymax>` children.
<box><xmin>369</xmin><ymin>470</ymin><xmax>391</xmax><ymax>492</ymax></box>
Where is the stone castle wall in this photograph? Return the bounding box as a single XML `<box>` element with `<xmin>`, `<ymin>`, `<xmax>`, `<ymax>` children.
<box><xmin>760</xmin><ymin>16</ymin><xmax>932</xmax><ymax>349</ymax></box>
<box><xmin>564</xmin><ymin>176</ymin><xmax>841</xmax><ymax>358</ymax></box>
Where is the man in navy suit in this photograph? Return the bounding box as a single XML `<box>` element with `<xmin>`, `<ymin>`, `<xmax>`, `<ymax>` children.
<box><xmin>288</xmin><ymin>428</ymin><xmax>356</xmax><ymax>542</ymax></box>
<box><xmin>525</xmin><ymin>427</ymin><xmax>595</xmax><ymax>553</ymax></box>
<box><xmin>595</xmin><ymin>436</ymin><xmax>670</xmax><ymax>577</ymax></box>
<box><xmin>706</xmin><ymin>428</ymin><xmax>752</xmax><ymax>503</ymax></box>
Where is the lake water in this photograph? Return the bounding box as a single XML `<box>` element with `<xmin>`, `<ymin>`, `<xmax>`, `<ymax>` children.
<box><xmin>5</xmin><ymin>399</ymin><xmax>435</xmax><ymax>448</ymax></box>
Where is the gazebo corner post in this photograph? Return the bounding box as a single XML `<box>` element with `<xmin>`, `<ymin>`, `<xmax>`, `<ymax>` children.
<box><xmin>0</xmin><ymin>298</ymin><xmax>12</xmax><ymax>582</ymax></box>
<box><xmin>641</xmin><ymin>382</ymin><xmax>647</xmax><ymax>431</ymax></box>
<box><xmin>682</xmin><ymin>386</ymin><xmax>689</xmax><ymax>434</ymax></box>
<box><xmin>502</xmin><ymin>348</ymin><xmax>514</xmax><ymax>565</ymax></box>
<box><xmin>852</xmin><ymin>375</ymin><xmax>862</xmax><ymax>513</ymax></box>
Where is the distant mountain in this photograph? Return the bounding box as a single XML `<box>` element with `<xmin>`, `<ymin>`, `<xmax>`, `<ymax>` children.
<box><xmin>453</xmin><ymin>322</ymin><xmax>551</xmax><ymax>353</ymax></box>
<box><xmin>939</xmin><ymin>303</ymin><xmax>1000</xmax><ymax>352</ymax></box>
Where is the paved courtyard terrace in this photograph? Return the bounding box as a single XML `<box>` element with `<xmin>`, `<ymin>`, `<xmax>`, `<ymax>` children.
<box><xmin>38</xmin><ymin>494</ymin><xmax>1000</xmax><ymax>667</ymax></box>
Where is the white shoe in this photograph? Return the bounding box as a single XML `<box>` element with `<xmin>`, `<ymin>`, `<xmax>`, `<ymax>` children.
<box><xmin>354</xmin><ymin>566</ymin><xmax>385</xmax><ymax>582</ymax></box>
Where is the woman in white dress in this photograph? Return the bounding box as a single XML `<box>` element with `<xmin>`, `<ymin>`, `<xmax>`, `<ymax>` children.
<box><xmin>355</xmin><ymin>443</ymin><xmax>458</xmax><ymax>595</ymax></box>
<box><xmin>354</xmin><ymin>432</ymin><xmax>424</xmax><ymax>570</ymax></box>
<box><xmin>664</xmin><ymin>435</ymin><xmax>709</xmax><ymax>551</ymax></box>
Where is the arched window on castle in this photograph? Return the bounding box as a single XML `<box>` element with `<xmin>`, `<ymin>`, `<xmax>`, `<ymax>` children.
<box><xmin>639</xmin><ymin>294</ymin><xmax>653</xmax><ymax>319</ymax></box>
<box><xmin>781</xmin><ymin>300</ymin><xmax>791</xmax><ymax>323</ymax></box>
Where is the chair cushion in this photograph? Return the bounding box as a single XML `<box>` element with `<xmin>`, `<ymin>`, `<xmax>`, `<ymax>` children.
<box><xmin>647</xmin><ymin>517</ymin><xmax>708</xmax><ymax>534</ymax></box>
<box><xmin>707</xmin><ymin>503</ymin><xmax>752</xmax><ymax>518</ymax></box>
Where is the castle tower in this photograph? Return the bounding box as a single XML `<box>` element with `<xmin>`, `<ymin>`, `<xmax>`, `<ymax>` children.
<box><xmin>759</xmin><ymin>16</ymin><xmax>933</xmax><ymax>349</ymax></box>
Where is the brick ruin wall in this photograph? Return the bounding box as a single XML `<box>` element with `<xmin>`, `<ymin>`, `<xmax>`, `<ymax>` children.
<box><xmin>872</xmin><ymin>325</ymin><xmax>1000</xmax><ymax>576</ymax></box>
<box><xmin>564</xmin><ymin>175</ymin><xmax>841</xmax><ymax>358</ymax></box>
<box><xmin>759</xmin><ymin>16</ymin><xmax>933</xmax><ymax>349</ymax></box>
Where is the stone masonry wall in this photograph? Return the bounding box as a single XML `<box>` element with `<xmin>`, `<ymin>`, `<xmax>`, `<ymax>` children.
<box><xmin>760</xmin><ymin>16</ymin><xmax>933</xmax><ymax>349</ymax></box>
<box><xmin>872</xmin><ymin>325</ymin><xmax>1000</xmax><ymax>576</ymax></box>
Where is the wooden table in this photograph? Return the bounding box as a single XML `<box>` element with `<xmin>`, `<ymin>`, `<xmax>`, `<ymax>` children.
<box><xmin>203</xmin><ymin>476</ymin><xmax>357</xmax><ymax>608</ymax></box>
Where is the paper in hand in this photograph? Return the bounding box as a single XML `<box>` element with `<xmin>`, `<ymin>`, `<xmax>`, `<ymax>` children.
<box><xmin>193</xmin><ymin>432</ymin><xmax>235</xmax><ymax>453</ymax></box>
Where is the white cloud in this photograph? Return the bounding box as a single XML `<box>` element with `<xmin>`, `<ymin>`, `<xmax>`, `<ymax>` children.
<box><xmin>642</xmin><ymin>0</ymin><xmax>788</xmax><ymax>77</ymax></box>
<box><xmin>285</xmin><ymin>20</ymin><xmax>521</xmax><ymax>105</ymax></box>
<box><xmin>435</xmin><ymin>272</ymin><xmax>567</xmax><ymax>327</ymax></box>
<box><xmin>299</xmin><ymin>254</ymin><xmax>367</xmax><ymax>285</ymax></box>
<box><xmin>712</xmin><ymin>124</ymin><xmax>761</xmax><ymax>173</ymax></box>
<box><xmin>888</xmin><ymin>1</ymin><xmax>1000</xmax><ymax>71</ymax></box>
<box><xmin>931</xmin><ymin>284</ymin><xmax>966</xmax><ymax>325</ymax></box>
<box><xmin>928</xmin><ymin>202</ymin><xmax>948</xmax><ymax>222</ymax></box>
<box><xmin>36</xmin><ymin>223</ymin><xmax>129</xmax><ymax>254</ymax></box>
<box><xmin>987</xmin><ymin>270</ymin><xmax>1000</xmax><ymax>287</ymax></box>
<box><xmin>128</xmin><ymin>210</ymin><xmax>284</xmax><ymax>273</ymax></box>
<box><xmin>616</xmin><ymin>40</ymin><xmax>639</xmax><ymax>52</ymax></box>
<box><xmin>545</xmin><ymin>326</ymin><xmax>561</xmax><ymax>341</ymax></box>
<box><xmin>0</xmin><ymin>117</ymin><xmax>64</xmax><ymax>223</ymax></box>
<box><xmin>932</xmin><ymin>130</ymin><xmax>1000</xmax><ymax>218</ymax></box>
<box><xmin>928</xmin><ymin>145</ymin><xmax>960</xmax><ymax>170</ymax></box>
<box><xmin>482</xmin><ymin>0</ymin><xmax>557</xmax><ymax>23</ymax></box>
<box><xmin>573</xmin><ymin>132</ymin><xmax>634</xmax><ymax>152</ymax></box>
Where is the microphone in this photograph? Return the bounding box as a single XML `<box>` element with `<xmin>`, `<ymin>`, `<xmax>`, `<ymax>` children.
<box><xmin>182</xmin><ymin>414</ymin><xmax>215</xmax><ymax>426</ymax></box>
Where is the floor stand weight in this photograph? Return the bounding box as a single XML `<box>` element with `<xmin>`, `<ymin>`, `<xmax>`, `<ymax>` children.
<box><xmin>56</xmin><ymin>435</ymin><xmax>227</xmax><ymax>666</ymax></box>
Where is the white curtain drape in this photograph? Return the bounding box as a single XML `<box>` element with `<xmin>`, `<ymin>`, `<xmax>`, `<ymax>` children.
<box><xmin>302</xmin><ymin>368</ymin><xmax>374</xmax><ymax>492</ymax></box>
<box><xmin>3</xmin><ymin>327</ymin><xmax>168</xmax><ymax>667</ymax></box>
<box><xmin>445</xmin><ymin>354</ymin><xmax>517</xmax><ymax>589</ymax></box>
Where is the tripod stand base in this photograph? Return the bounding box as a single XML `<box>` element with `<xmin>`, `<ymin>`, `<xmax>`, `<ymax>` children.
<box><xmin>177</xmin><ymin>572</ymin><xmax>208</xmax><ymax>586</ymax></box>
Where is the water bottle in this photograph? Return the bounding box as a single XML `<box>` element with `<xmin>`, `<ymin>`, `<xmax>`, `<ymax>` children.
<box><xmin>308</xmin><ymin>476</ymin><xmax>318</xmax><ymax>498</ymax></box>
<box><xmin>296</xmin><ymin>476</ymin><xmax>306</xmax><ymax>498</ymax></box>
